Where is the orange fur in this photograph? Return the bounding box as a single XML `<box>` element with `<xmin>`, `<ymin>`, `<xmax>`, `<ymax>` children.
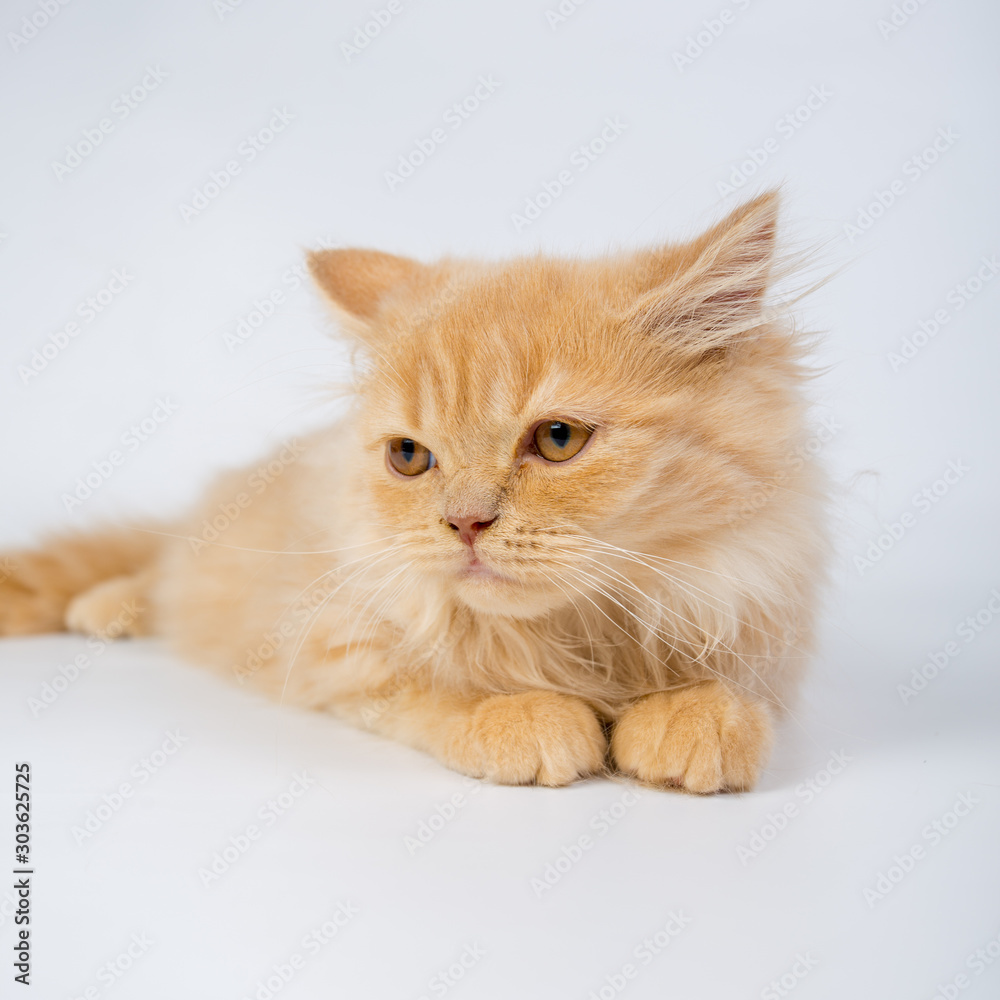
<box><xmin>1</xmin><ymin>191</ymin><xmax>827</xmax><ymax>791</ymax></box>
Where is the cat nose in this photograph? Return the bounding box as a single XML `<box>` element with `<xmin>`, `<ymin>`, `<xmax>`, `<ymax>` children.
<box><xmin>447</xmin><ymin>514</ymin><xmax>497</xmax><ymax>548</ymax></box>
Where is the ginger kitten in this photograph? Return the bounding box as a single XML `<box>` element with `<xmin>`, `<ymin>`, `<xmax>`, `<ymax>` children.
<box><xmin>1</xmin><ymin>191</ymin><xmax>826</xmax><ymax>792</ymax></box>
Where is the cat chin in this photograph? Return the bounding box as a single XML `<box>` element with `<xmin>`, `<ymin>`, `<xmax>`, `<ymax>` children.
<box><xmin>454</xmin><ymin>577</ymin><xmax>567</xmax><ymax>620</ymax></box>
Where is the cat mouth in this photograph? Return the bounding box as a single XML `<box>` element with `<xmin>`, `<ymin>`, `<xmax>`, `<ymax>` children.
<box><xmin>461</xmin><ymin>557</ymin><xmax>512</xmax><ymax>584</ymax></box>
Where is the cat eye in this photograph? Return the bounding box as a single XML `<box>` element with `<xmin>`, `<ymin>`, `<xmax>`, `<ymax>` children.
<box><xmin>532</xmin><ymin>420</ymin><xmax>593</xmax><ymax>463</ymax></box>
<box><xmin>387</xmin><ymin>437</ymin><xmax>436</xmax><ymax>476</ymax></box>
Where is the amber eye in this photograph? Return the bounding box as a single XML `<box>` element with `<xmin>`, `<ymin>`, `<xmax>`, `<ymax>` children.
<box><xmin>387</xmin><ymin>437</ymin><xmax>436</xmax><ymax>476</ymax></box>
<box><xmin>532</xmin><ymin>420</ymin><xmax>592</xmax><ymax>463</ymax></box>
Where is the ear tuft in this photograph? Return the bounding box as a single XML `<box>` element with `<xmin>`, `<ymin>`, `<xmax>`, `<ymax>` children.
<box><xmin>308</xmin><ymin>248</ymin><xmax>427</xmax><ymax>325</ymax></box>
<box><xmin>630</xmin><ymin>190</ymin><xmax>781</xmax><ymax>354</ymax></box>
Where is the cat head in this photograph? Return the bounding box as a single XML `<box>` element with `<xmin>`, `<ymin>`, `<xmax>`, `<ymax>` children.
<box><xmin>309</xmin><ymin>192</ymin><xmax>808</xmax><ymax>620</ymax></box>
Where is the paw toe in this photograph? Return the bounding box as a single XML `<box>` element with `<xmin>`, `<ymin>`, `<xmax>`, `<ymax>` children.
<box><xmin>464</xmin><ymin>691</ymin><xmax>606</xmax><ymax>787</ymax></box>
<box><xmin>612</xmin><ymin>682</ymin><xmax>771</xmax><ymax>794</ymax></box>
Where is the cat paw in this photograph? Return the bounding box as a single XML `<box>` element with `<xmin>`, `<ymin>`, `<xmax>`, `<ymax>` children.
<box><xmin>0</xmin><ymin>554</ymin><xmax>66</xmax><ymax>636</ymax></box>
<box><xmin>611</xmin><ymin>681</ymin><xmax>772</xmax><ymax>793</ymax></box>
<box><xmin>455</xmin><ymin>691</ymin><xmax>606</xmax><ymax>787</ymax></box>
<box><xmin>64</xmin><ymin>576</ymin><xmax>147</xmax><ymax>639</ymax></box>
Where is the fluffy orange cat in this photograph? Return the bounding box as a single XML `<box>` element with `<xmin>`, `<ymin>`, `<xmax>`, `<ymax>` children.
<box><xmin>1</xmin><ymin>191</ymin><xmax>826</xmax><ymax>792</ymax></box>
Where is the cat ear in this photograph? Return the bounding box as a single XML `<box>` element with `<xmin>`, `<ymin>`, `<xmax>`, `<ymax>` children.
<box><xmin>308</xmin><ymin>248</ymin><xmax>428</xmax><ymax>337</ymax></box>
<box><xmin>628</xmin><ymin>190</ymin><xmax>781</xmax><ymax>356</ymax></box>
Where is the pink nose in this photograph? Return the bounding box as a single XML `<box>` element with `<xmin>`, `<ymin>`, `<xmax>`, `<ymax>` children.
<box><xmin>448</xmin><ymin>514</ymin><xmax>497</xmax><ymax>548</ymax></box>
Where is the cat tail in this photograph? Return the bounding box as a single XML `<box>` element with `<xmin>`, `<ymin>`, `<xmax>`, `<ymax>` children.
<box><xmin>0</xmin><ymin>525</ymin><xmax>165</xmax><ymax>638</ymax></box>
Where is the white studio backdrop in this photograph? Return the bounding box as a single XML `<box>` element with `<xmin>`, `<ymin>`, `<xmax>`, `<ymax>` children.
<box><xmin>1</xmin><ymin>1</ymin><xmax>999</xmax><ymax>998</ymax></box>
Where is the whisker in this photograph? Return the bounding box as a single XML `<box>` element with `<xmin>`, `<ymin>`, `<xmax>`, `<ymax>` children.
<box><xmin>276</xmin><ymin>553</ymin><xmax>411</xmax><ymax>706</ymax></box>
<box><xmin>130</xmin><ymin>524</ymin><xmax>408</xmax><ymax>558</ymax></box>
<box><xmin>572</xmin><ymin>546</ymin><xmax>802</xmax><ymax>651</ymax></box>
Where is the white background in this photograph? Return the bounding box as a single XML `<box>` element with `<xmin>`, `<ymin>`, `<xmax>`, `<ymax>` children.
<box><xmin>2</xmin><ymin>0</ymin><xmax>999</xmax><ymax>997</ymax></box>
